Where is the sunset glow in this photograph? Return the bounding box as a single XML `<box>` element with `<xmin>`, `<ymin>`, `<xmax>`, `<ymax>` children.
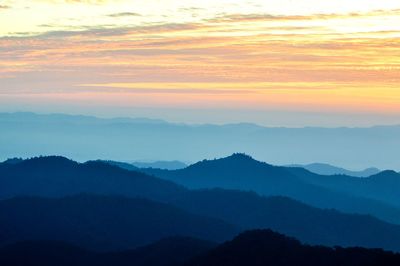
<box><xmin>1</xmin><ymin>0</ymin><xmax>400</xmax><ymax>126</ymax></box>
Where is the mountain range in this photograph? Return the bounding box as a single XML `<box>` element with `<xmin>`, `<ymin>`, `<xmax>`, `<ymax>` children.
<box><xmin>286</xmin><ymin>163</ymin><xmax>380</xmax><ymax>177</ymax></box>
<box><xmin>1</xmin><ymin>156</ymin><xmax>400</xmax><ymax>251</ymax></box>
<box><xmin>142</xmin><ymin>153</ymin><xmax>400</xmax><ymax>224</ymax></box>
<box><xmin>104</xmin><ymin>159</ymin><xmax>376</xmax><ymax>177</ymax></box>
<box><xmin>1</xmin><ymin>112</ymin><xmax>399</xmax><ymax>170</ymax></box>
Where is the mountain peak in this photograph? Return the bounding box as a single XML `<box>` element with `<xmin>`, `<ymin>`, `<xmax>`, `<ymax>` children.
<box><xmin>21</xmin><ymin>156</ymin><xmax>77</xmax><ymax>166</ymax></box>
<box><xmin>226</xmin><ymin>153</ymin><xmax>255</xmax><ymax>161</ymax></box>
<box><xmin>220</xmin><ymin>153</ymin><xmax>274</xmax><ymax>168</ymax></box>
<box><xmin>190</xmin><ymin>153</ymin><xmax>265</xmax><ymax>169</ymax></box>
<box><xmin>1</xmin><ymin>156</ymin><xmax>79</xmax><ymax>172</ymax></box>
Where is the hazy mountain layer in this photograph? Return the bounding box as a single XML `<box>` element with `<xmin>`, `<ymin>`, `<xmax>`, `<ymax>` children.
<box><xmin>1</xmin><ymin>112</ymin><xmax>399</xmax><ymax>170</ymax></box>
<box><xmin>286</xmin><ymin>163</ymin><xmax>380</xmax><ymax>177</ymax></box>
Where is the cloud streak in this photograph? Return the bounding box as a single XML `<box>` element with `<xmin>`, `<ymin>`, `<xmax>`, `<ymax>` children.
<box><xmin>209</xmin><ymin>9</ymin><xmax>400</xmax><ymax>23</ymax></box>
<box><xmin>108</xmin><ymin>12</ymin><xmax>141</xmax><ymax>17</ymax></box>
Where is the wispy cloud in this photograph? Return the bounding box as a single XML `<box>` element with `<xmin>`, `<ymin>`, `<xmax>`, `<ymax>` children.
<box><xmin>1</xmin><ymin>3</ymin><xmax>399</xmax><ymax>116</ymax></box>
<box><xmin>108</xmin><ymin>12</ymin><xmax>142</xmax><ymax>18</ymax></box>
<box><xmin>0</xmin><ymin>22</ymin><xmax>201</xmax><ymax>40</ymax></box>
<box><xmin>209</xmin><ymin>9</ymin><xmax>400</xmax><ymax>23</ymax></box>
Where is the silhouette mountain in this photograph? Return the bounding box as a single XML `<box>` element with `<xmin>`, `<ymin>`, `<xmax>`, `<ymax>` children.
<box><xmin>0</xmin><ymin>194</ymin><xmax>238</xmax><ymax>251</ymax></box>
<box><xmin>142</xmin><ymin>153</ymin><xmax>400</xmax><ymax>224</ymax></box>
<box><xmin>170</xmin><ymin>189</ymin><xmax>400</xmax><ymax>252</ymax></box>
<box><xmin>186</xmin><ymin>229</ymin><xmax>400</xmax><ymax>266</ymax></box>
<box><xmin>2</xmin><ymin>157</ymin><xmax>400</xmax><ymax>251</ymax></box>
<box><xmin>0</xmin><ymin>156</ymin><xmax>185</xmax><ymax>201</ymax></box>
<box><xmin>98</xmin><ymin>160</ymin><xmax>140</xmax><ymax>171</ymax></box>
<box><xmin>0</xmin><ymin>237</ymin><xmax>216</xmax><ymax>266</ymax></box>
<box><xmin>286</xmin><ymin>163</ymin><xmax>380</xmax><ymax>177</ymax></box>
<box><xmin>286</xmin><ymin>167</ymin><xmax>400</xmax><ymax>209</ymax></box>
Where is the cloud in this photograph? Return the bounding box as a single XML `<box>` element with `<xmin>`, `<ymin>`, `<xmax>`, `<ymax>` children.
<box><xmin>1</xmin><ymin>4</ymin><xmax>399</xmax><ymax>98</ymax></box>
<box><xmin>108</xmin><ymin>12</ymin><xmax>142</xmax><ymax>18</ymax></box>
<box><xmin>179</xmin><ymin>7</ymin><xmax>205</xmax><ymax>12</ymax></box>
<box><xmin>209</xmin><ymin>9</ymin><xmax>400</xmax><ymax>23</ymax></box>
<box><xmin>2</xmin><ymin>22</ymin><xmax>205</xmax><ymax>40</ymax></box>
<box><xmin>0</xmin><ymin>5</ymin><xmax>10</xmax><ymax>9</ymax></box>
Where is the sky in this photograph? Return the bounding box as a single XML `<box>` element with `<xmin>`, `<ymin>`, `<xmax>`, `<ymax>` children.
<box><xmin>0</xmin><ymin>0</ymin><xmax>400</xmax><ymax>127</ymax></box>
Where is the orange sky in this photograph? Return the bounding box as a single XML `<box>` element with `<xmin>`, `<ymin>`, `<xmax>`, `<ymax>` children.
<box><xmin>0</xmin><ymin>0</ymin><xmax>399</xmax><ymax>126</ymax></box>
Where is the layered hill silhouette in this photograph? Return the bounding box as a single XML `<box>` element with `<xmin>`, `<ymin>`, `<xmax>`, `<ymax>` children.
<box><xmin>0</xmin><ymin>237</ymin><xmax>216</xmax><ymax>266</ymax></box>
<box><xmin>286</xmin><ymin>163</ymin><xmax>380</xmax><ymax>177</ymax></box>
<box><xmin>286</xmin><ymin>166</ymin><xmax>400</xmax><ymax>209</ymax></box>
<box><xmin>0</xmin><ymin>195</ymin><xmax>237</xmax><ymax>251</ymax></box>
<box><xmin>0</xmin><ymin>156</ymin><xmax>185</xmax><ymax>202</ymax></box>
<box><xmin>2</xmin><ymin>156</ymin><xmax>400</xmax><ymax>251</ymax></box>
<box><xmin>186</xmin><ymin>230</ymin><xmax>400</xmax><ymax>266</ymax></box>
<box><xmin>142</xmin><ymin>153</ymin><xmax>400</xmax><ymax>224</ymax></box>
<box><xmin>170</xmin><ymin>189</ymin><xmax>400</xmax><ymax>252</ymax></box>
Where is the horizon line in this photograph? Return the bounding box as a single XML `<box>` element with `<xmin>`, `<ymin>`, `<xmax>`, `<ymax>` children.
<box><xmin>2</xmin><ymin>110</ymin><xmax>400</xmax><ymax>130</ymax></box>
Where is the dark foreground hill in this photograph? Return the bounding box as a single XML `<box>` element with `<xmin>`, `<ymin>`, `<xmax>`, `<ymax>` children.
<box><xmin>0</xmin><ymin>195</ymin><xmax>238</xmax><ymax>251</ymax></box>
<box><xmin>2</xmin><ymin>157</ymin><xmax>400</xmax><ymax>251</ymax></box>
<box><xmin>0</xmin><ymin>237</ymin><xmax>216</xmax><ymax>266</ymax></box>
<box><xmin>1</xmin><ymin>231</ymin><xmax>399</xmax><ymax>266</ymax></box>
<box><xmin>186</xmin><ymin>230</ymin><xmax>400</xmax><ymax>266</ymax></box>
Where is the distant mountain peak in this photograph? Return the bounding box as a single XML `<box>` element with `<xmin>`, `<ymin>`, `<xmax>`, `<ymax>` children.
<box><xmin>12</xmin><ymin>156</ymin><xmax>79</xmax><ymax>171</ymax></box>
<box><xmin>22</xmin><ymin>156</ymin><xmax>76</xmax><ymax>165</ymax></box>
<box><xmin>286</xmin><ymin>163</ymin><xmax>381</xmax><ymax>177</ymax></box>
<box><xmin>190</xmin><ymin>153</ymin><xmax>264</xmax><ymax>169</ymax></box>
<box><xmin>219</xmin><ymin>153</ymin><xmax>276</xmax><ymax>168</ymax></box>
<box><xmin>370</xmin><ymin>170</ymin><xmax>399</xmax><ymax>179</ymax></box>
